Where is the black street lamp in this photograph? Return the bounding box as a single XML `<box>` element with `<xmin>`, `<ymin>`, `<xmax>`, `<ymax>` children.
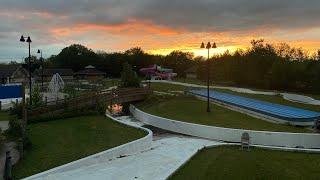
<box><xmin>37</xmin><ymin>49</ymin><xmax>44</xmax><ymax>91</ymax></box>
<box><xmin>200</xmin><ymin>42</ymin><xmax>217</xmax><ymax>112</ymax></box>
<box><xmin>20</xmin><ymin>35</ymin><xmax>32</xmax><ymax>105</ymax></box>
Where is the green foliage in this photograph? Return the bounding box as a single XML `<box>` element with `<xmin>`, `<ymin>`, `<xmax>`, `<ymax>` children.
<box><xmin>5</xmin><ymin>117</ymin><xmax>23</xmax><ymax>138</ymax></box>
<box><xmin>31</xmin><ymin>85</ymin><xmax>43</xmax><ymax>108</ymax></box>
<box><xmin>120</xmin><ymin>62</ymin><xmax>141</xmax><ymax>88</ymax></box>
<box><xmin>28</xmin><ymin>106</ymin><xmax>98</xmax><ymax>124</ymax></box>
<box><xmin>96</xmin><ymin>101</ymin><xmax>107</xmax><ymax>115</ymax></box>
<box><xmin>162</xmin><ymin>51</ymin><xmax>195</xmax><ymax>78</ymax></box>
<box><xmin>9</xmin><ymin>101</ymin><xmax>23</xmax><ymax>119</ymax></box>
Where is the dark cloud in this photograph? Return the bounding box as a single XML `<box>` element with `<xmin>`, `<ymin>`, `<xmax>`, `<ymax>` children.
<box><xmin>0</xmin><ymin>0</ymin><xmax>320</xmax><ymax>61</ymax></box>
<box><xmin>1</xmin><ymin>0</ymin><xmax>319</xmax><ymax>31</ymax></box>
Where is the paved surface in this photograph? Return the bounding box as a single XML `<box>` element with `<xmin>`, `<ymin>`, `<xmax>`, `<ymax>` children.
<box><xmin>0</xmin><ymin>142</ymin><xmax>20</xmax><ymax>180</ymax></box>
<box><xmin>0</xmin><ymin>121</ymin><xmax>9</xmax><ymax>131</ymax></box>
<box><xmin>39</xmin><ymin>136</ymin><xmax>218</xmax><ymax>180</ymax></box>
<box><xmin>27</xmin><ymin>116</ymin><xmax>220</xmax><ymax>180</ymax></box>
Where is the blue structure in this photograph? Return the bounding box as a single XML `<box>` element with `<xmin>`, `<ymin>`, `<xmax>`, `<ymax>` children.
<box><xmin>0</xmin><ymin>84</ymin><xmax>23</xmax><ymax>99</ymax></box>
<box><xmin>190</xmin><ymin>89</ymin><xmax>320</xmax><ymax>126</ymax></box>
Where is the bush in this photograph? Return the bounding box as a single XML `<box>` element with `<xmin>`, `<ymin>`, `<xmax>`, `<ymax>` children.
<box><xmin>5</xmin><ymin>117</ymin><xmax>23</xmax><ymax>138</ymax></box>
<box><xmin>97</xmin><ymin>101</ymin><xmax>107</xmax><ymax>115</ymax></box>
<box><xmin>9</xmin><ymin>101</ymin><xmax>23</xmax><ymax>119</ymax></box>
<box><xmin>28</xmin><ymin>106</ymin><xmax>98</xmax><ymax>124</ymax></box>
<box><xmin>31</xmin><ymin>85</ymin><xmax>43</xmax><ymax>108</ymax></box>
<box><xmin>120</xmin><ymin>62</ymin><xmax>141</xmax><ymax>88</ymax></box>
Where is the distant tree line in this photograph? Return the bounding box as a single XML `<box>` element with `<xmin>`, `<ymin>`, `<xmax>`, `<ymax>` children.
<box><xmin>197</xmin><ymin>40</ymin><xmax>320</xmax><ymax>93</ymax></box>
<box><xmin>2</xmin><ymin>39</ymin><xmax>320</xmax><ymax>93</ymax></box>
<box><xmin>45</xmin><ymin>44</ymin><xmax>197</xmax><ymax>78</ymax></box>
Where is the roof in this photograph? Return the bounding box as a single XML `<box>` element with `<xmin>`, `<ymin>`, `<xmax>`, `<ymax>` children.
<box><xmin>42</xmin><ymin>69</ymin><xmax>74</xmax><ymax>76</ymax></box>
<box><xmin>0</xmin><ymin>64</ymin><xmax>20</xmax><ymax>78</ymax></box>
<box><xmin>185</xmin><ymin>66</ymin><xmax>197</xmax><ymax>73</ymax></box>
<box><xmin>75</xmin><ymin>68</ymin><xmax>105</xmax><ymax>76</ymax></box>
<box><xmin>85</xmin><ymin>65</ymin><xmax>95</xmax><ymax>69</ymax></box>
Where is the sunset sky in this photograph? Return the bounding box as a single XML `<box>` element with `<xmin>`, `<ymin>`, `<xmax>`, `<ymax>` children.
<box><xmin>0</xmin><ymin>0</ymin><xmax>320</xmax><ymax>62</ymax></box>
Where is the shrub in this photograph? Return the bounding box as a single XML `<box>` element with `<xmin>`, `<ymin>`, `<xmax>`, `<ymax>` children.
<box><xmin>5</xmin><ymin>117</ymin><xmax>23</xmax><ymax>138</ymax></box>
<box><xmin>97</xmin><ymin>101</ymin><xmax>108</xmax><ymax>115</ymax></box>
<box><xmin>31</xmin><ymin>85</ymin><xmax>43</xmax><ymax>108</ymax></box>
<box><xmin>28</xmin><ymin>106</ymin><xmax>98</xmax><ymax>124</ymax></box>
<box><xmin>120</xmin><ymin>62</ymin><xmax>141</xmax><ymax>88</ymax></box>
<box><xmin>9</xmin><ymin>101</ymin><xmax>23</xmax><ymax>119</ymax></box>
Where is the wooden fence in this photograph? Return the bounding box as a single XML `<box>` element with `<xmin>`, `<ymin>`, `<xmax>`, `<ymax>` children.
<box><xmin>27</xmin><ymin>88</ymin><xmax>152</xmax><ymax>118</ymax></box>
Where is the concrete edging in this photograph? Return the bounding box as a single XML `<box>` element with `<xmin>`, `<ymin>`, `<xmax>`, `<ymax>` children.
<box><xmin>24</xmin><ymin>114</ymin><xmax>153</xmax><ymax>180</ymax></box>
<box><xmin>130</xmin><ymin>105</ymin><xmax>320</xmax><ymax>149</ymax></box>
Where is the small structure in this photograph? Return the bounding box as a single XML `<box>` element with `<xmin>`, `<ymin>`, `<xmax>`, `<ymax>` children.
<box><xmin>185</xmin><ymin>66</ymin><xmax>198</xmax><ymax>79</ymax></box>
<box><xmin>241</xmin><ymin>132</ymin><xmax>250</xmax><ymax>150</ymax></box>
<box><xmin>74</xmin><ymin>65</ymin><xmax>105</xmax><ymax>80</ymax></box>
<box><xmin>41</xmin><ymin>68</ymin><xmax>73</xmax><ymax>82</ymax></box>
<box><xmin>140</xmin><ymin>64</ymin><xmax>177</xmax><ymax>80</ymax></box>
<box><xmin>0</xmin><ymin>65</ymin><xmax>29</xmax><ymax>84</ymax></box>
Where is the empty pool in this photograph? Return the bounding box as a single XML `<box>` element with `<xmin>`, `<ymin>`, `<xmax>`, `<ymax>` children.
<box><xmin>189</xmin><ymin>89</ymin><xmax>320</xmax><ymax>126</ymax></box>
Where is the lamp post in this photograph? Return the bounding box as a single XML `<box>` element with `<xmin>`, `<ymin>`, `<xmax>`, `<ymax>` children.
<box><xmin>200</xmin><ymin>42</ymin><xmax>217</xmax><ymax>112</ymax></box>
<box><xmin>20</xmin><ymin>35</ymin><xmax>32</xmax><ymax>105</ymax></box>
<box><xmin>37</xmin><ymin>49</ymin><xmax>44</xmax><ymax>91</ymax></box>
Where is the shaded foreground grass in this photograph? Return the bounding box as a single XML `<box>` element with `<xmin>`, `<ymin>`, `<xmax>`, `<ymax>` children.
<box><xmin>170</xmin><ymin>146</ymin><xmax>320</xmax><ymax>180</ymax></box>
<box><xmin>12</xmin><ymin>115</ymin><xmax>146</xmax><ymax>179</ymax></box>
<box><xmin>139</xmin><ymin>95</ymin><xmax>311</xmax><ymax>133</ymax></box>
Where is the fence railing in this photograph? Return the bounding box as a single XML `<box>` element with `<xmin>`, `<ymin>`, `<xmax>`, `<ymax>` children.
<box><xmin>28</xmin><ymin>88</ymin><xmax>152</xmax><ymax>117</ymax></box>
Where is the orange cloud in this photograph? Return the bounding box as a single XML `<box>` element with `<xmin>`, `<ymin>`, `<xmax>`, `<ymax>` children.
<box><xmin>49</xmin><ymin>19</ymin><xmax>183</xmax><ymax>39</ymax></box>
<box><xmin>47</xmin><ymin>19</ymin><xmax>320</xmax><ymax>57</ymax></box>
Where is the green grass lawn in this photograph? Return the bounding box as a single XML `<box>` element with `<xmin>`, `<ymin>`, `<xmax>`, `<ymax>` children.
<box><xmin>150</xmin><ymin>82</ymin><xmax>320</xmax><ymax>112</ymax></box>
<box><xmin>0</xmin><ymin>111</ymin><xmax>10</xmax><ymax>121</ymax></box>
<box><xmin>170</xmin><ymin>146</ymin><xmax>320</xmax><ymax>180</ymax></box>
<box><xmin>12</xmin><ymin>115</ymin><xmax>146</xmax><ymax>179</ymax></box>
<box><xmin>139</xmin><ymin>95</ymin><xmax>311</xmax><ymax>133</ymax></box>
<box><xmin>150</xmin><ymin>82</ymin><xmax>187</xmax><ymax>92</ymax></box>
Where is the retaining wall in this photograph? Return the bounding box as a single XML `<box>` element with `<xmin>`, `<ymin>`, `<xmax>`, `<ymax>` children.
<box><xmin>130</xmin><ymin>106</ymin><xmax>320</xmax><ymax>149</ymax></box>
<box><xmin>25</xmin><ymin>114</ymin><xmax>153</xmax><ymax>180</ymax></box>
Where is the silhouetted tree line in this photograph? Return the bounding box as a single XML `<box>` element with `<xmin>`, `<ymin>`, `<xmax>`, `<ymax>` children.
<box><xmin>45</xmin><ymin>44</ymin><xmax>197</xmax><ymax>78</ymax></box>
<box><xmin>197</xmin><ymin>40</ymin><xmax>320</xmax><ymax>93</ymax></box>
<box><xmin>3</xmin><ymin>39</ymin><xmax>319</xmax><ymax>93</ymax></box>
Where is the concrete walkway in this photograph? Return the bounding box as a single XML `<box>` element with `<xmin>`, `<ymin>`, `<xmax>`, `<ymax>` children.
<box><xmin>26</xmin><ymin>116</ymin><xmax>220</xmax><ymax>180</ymax></box>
